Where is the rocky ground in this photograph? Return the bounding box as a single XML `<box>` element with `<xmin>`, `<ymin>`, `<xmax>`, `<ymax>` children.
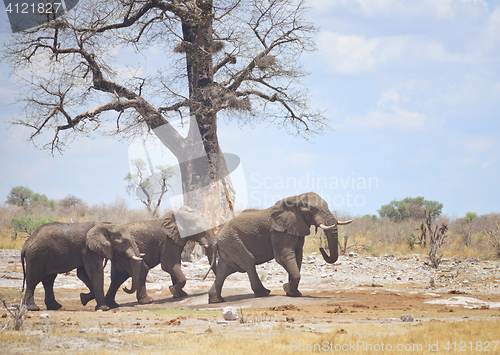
<box><xmin>1</xmin><ymin>249</ymin><xmax>500</xmax><ymax>353</ymax></box>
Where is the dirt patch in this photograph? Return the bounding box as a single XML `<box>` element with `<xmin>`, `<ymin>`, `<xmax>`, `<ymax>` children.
<box><xmin>269</xmin><ymin>304</ymin><xmax>300</xmax><ymax>312</ymax></box>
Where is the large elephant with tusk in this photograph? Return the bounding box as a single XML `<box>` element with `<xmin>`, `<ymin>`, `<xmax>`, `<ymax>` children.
<box><xmin>21</xmin><ymin>222</ymin><xmax>144</xmax><ymax>311</ymax></box>
<box><xmin>208</xmin><ymin>192</ymin><xmax>352</xmax><ymax>303</ymax></box>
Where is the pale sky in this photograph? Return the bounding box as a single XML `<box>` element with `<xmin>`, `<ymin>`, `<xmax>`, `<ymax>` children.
<box><xmin>1</xmin><ymin>0</ymin><xmax>499</xmax><ymax>218</ymax></box>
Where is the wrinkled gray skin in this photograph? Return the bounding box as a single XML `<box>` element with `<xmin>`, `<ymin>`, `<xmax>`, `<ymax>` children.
<box><xmin>208</xmin><ymin>192</ymin><xmax>352</xmax><ymax>304</ymax></box>
<box><xmin>83</xmin><ymin>207</ymin><xmax>216</xmax><ymax>308</ymax></box>
<box><xmin>21</xmin><ymin>222</ymin><xmax>143</xmax><ymax>311</ymax></box>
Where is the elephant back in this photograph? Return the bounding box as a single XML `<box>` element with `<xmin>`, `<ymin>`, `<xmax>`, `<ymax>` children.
<box><xmin>22</xmin><ymin>221</ymin><xmax>97</xmax><ymax>253</ymax></box>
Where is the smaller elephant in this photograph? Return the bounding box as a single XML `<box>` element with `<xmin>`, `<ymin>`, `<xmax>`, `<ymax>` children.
<box><xmin>21</xmin><ymin>221</ymin><xmax>144</xmax><ymax>311</ymax></box>
<box><xmin>208</xmin><ymin>192</ymin><xmax>352</xmax><ymax>303</ymax></box>
<box><xmin>102</xmin><ymin>206</ymin><xmax>216</xmax><ymax>308</ymax></box>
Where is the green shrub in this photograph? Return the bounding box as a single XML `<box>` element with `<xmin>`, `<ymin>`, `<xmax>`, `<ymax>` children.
<box><xmin>406</xmin><ymin>236</ymin><xmax>416</xmax><ymax>249</ymax></box>
<box><xmin>11</xmin><ymin>216</ymin><xmax>56</xmax><ymax>238</ymax></box>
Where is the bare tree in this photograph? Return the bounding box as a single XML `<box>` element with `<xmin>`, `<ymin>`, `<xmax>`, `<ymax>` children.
<box><xmin>125</xmin><ymin>158</ymin><xmax>175</xmax><ymax>217</ymax></box>
<box><xmin>0</xmin><ymin>295</ymin><xmax>27</xmax><ymax>331</ymax></box>
<box><xmin>4</xmin><ymin>0</ymin><xmax>325</xmax><ymax>225</ymax></box>
<box><xmin>58</xmin><ymin>194</ymin><xmax>85</xmax><ymax>211</ymax></box>
<box><xmin>484</xmin><ymin>222</ymin><xmax>500</xmax><ymax>259</ymax></box>
<box><xmin>421</xmin><ymin>209</ymin><xmax>448</xmax><ymax>268</ymax></box>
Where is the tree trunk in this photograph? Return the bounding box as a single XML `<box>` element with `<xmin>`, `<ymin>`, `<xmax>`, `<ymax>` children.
<box><xmin>178</xmin><ymin>1</ymin><xmax>235</xmax><ymax>227</ymax></box>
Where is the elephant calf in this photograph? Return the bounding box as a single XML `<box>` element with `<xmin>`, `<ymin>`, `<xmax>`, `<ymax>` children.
<box><xmin>21</xmin><ymin>221</ymin><xmax>144</xmax><ymax>311</ymax></box>
<box><xmin>208</xmin><ymin>192</ymin><xmax>352</xmax><ymax>303</ymax></box>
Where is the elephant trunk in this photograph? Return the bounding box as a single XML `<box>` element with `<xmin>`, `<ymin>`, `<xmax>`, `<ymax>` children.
<box><xmin>123</xmin><ymin>245</ymin><xmax>144</xmax><ymax>295</ymax></box>
<box><xmin>319</xmin><ymin>227</ymin><xmax>339</xmax><ymax>264</ymax></box>
<box><xmin>199</xmin><ymin>235</ymin><xmax>217</xmax><ymax>276</ymax></box>
<box><xmin>316</xmin><ymin>214</ymin><xmax>340</xmax><ymax>264</ymax></box>
<box><xmin>123</xmin><ymin>258</ymin><xmax>142</xmax><ymax>294</ymax></box>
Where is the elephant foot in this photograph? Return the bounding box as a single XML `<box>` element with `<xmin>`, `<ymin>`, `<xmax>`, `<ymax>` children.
<box><xmin>283</xmin><ymin>283</ymin><xmax>302</xmax><ymax>297</ymax></box>
<box><xmin>104</xmin><ymin>296</ymin><xmax>120</xmax><ymax>309</ymax></box>
<box><xmin>254</xmin><ymin>288</ymin><xmax>271</xmax><ymax>298</ymax></box>
<box><xmin>138</xmin><ymin>295</ymin><xmax>154</xmax><ymax>305</ymax></box>
<box><xmin>208</xmin><ymin>294</ymin><xmax>224</xmax><ymax>304</ymax></box>
<box><xmin>26</xmin><ymin>303</ymin><xmax>40</xmax><ymax>311</ymax></box>
<box><xmin>95</xmin><ymin>304</ymin><xmax>110</xmax><ymax>312</ymax></box>
<box><xmin>80</xmin><ymin>292</ymin><xmax>94</xmax><ymax>306</ymax></box>
<box><xmin>169</xmin><ymin>285</ymin><xmax>188</xmax><ymax>298</ymax></box>
<box><xmin>45</xmin><ymin>301</ymin><xmax>62</xmax><ymax>311</ymax></box>
<box><xmin>106</xmin><ymin>300</ymin><xmax>120</xmax><ymax>309</ymax></box>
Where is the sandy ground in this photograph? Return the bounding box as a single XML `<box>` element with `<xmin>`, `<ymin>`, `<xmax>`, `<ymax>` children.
<box><xmin>2</xmin><ymin>249</ymin><xmax>500</xmax><ymax>353</ymax></box>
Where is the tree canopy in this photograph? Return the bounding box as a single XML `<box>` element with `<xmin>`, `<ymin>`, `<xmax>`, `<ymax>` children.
<box><xmin>6</xmin><ymin>186</ymin><xmax>56</xmax><ymax>212</ymax></box>
<box><xmin>3</xmin><ymin>0</ymin><xmax>325</xmax><ymax>223</ymax></box>
<box><xmin>378</xmin><ymin>197</ymin><xmax>443</xmax><ymax>222</ymax></box>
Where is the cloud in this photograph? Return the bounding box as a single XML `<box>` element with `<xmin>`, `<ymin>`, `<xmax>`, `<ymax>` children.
<box><xmin>308</xmin><ymin>0</ymin><xmax>489</xmax><ymax>19</ymax></box>
<box><xmin>316</xmin><ymin>32</ymin><xmax>381</xmax><ymax>74</ymax></box>
<box><xmin>342</xmin><ymin>109</ymin><xmax>426</xmax><ymax>130</ymax></box>
<box><xmin>271</xmin><ymin>148</ymin><xmax>315</xmax><ymax>171</ymax></box>
<box><xmin>466</xmin><ymin>138</ymin><xmax>493</xmax><ymax>153</ymax></box>
<box><xmin>316</xmin><ymin>31</ymin><xmax>477</xmax><ymax>75</ymax></box>
<box><xmin>311</xmin><ymin>0</ymin><xmax>500</xmax><ymax>76</ymax></box>
<box><xmin>481</xmin><ymin>161</ymin><xmax>491</xmax><ymax>169</ymax></box>
<box><xmin>337</xmin><ymin>89</ymin><xmax>427</xmax><ymax>130</ymax></box>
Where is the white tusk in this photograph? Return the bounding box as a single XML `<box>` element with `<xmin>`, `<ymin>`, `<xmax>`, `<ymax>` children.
<box><xmin>337</xmin><ymin>220</ymin><xmax>353</xmax><ymax>225</ymax></box>
<box><xmin>140</xmin><ymin>253</ymin><xmax>146</xmax><ymax>257</ymax></box>
<box><xmin>131</xmin><ymin>255</ymin><xmax>143</xmax><ymax>261</ymax></box>
<box><xmin>319</xmin><ymin>223</ymin><xmax>336</xmax><ymax>230</ymax></box>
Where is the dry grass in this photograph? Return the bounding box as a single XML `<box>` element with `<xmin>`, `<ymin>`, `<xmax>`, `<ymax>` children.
<box><xmin>0</xmin><ymin>228</ymin><xmax>24</xmax><ymax>250</ymax></box>
<box><xmin>0</xmin><ymin>331</ymin><xmax>36</xmax><ymax>345</ymax></box>
<box><xmin>1</xmin><ymin>314</ymin><xmax>498</xmax><ymax>354</ymax></box>
<box><xmin>60</xmin><ymin>319</ymin><xmax>499</xmax><ymax>355</ymax></box>
<box><xmin>304</xmin><ymin>214</ymin><xmax>500</xmax><ymax>260</ymax></box>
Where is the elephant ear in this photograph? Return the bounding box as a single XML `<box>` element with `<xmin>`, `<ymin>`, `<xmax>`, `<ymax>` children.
<box><xmin>161</xmin><ymin>211</ymin><xmax>187</xmax><ymax>247</ymax></box>
<box><xmin>86</xmin><ymin>223</ymin><xmax>114</xmax><ymax>260</ymax></box>
<box><xmin>270</xmin><ymin>199</ymin><xmax>311</xmax><ymax>236</ymax></box>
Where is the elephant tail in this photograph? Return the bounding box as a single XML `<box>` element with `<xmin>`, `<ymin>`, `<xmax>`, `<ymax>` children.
<box><xmin>203</xmin><ymin>245</ymin><xmax>218</xmax><ymax>280</ymax></box>
<box><xmin>21</xmin><ymin>249</ymin><xmax>26</xmax><ymax>293</ymax></box>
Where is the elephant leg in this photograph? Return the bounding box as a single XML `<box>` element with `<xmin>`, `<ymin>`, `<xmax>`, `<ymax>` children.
<box><xmin>164</xmin><ymin>264</ymin><xmax>187</xmax><ymax>298</ymax></box>
<box><xmin>77</xmin><ymin>267</ymin><xmax>96</xmax><ymax>306</ymax></box>
<box><xmin>83</xmin><ymin>253</ymin><xmax>109</xmax><ymax>311</ymax></box>
<box><xmin>136</xmin><ymin>264</ymin><xmax>153</xmax><ymax>305</ymax></box>
<box><xmin>104</xmin><ymin>264</ymin><xmax>129</xmax><ymax>308</ymax></box>
<box><xmin>208</xmin><ymin>258</ymin><xmax>237</xmax><ymax>303</ymax></box>
<box><xmin>23</xmin><ymin>274</ymin><xmax>41</xmax><ymax>311</ymax></box>
<box><xmin>230</xmin><ymin>248</ymin><xmax>270</xmax><ymax>298</ymax></box>
<box><xmin>42</xmin><ymin>274</ymin><xmax>62</xmax><ymax>310</ymax></box>
<box><xmin>276</xmin><ymin>249</ymin><xmax>302</xmax><ymax>297</ymax></box>
<box><xmin>247</xmin><ymin>266</ymin><xmax>271</xmax><ymax>298</ymax></box>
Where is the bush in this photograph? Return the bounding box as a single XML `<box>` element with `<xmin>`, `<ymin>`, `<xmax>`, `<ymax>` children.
<box><xmin>484</xmin><ymin>222</ymin><xmax>500</xmax><ymax>259</ymax></box>
<box><xmin>406</xmin><ymin>236</ymin><xmax>416</xmax><ymax>250</ymax></box>
<box><xmin>11</xmin><ymin>216</ymin><xmax>56</xmax><ymax>238</ymax></box>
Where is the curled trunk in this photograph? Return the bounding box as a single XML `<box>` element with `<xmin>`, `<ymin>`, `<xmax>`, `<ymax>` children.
<box><xmin>123</xmin><ymin>258</ymin><xmax>143</xmax><ymax>294</ymax></box>
<box><xmin>122</xmin><ymin>244</ymin><xmax>144</xmax><ymax>294</ymax></box>
<box><xmin>319</xmin><ymin>228</ymin><xmax>339</xmax><ymax>264</ymax></box>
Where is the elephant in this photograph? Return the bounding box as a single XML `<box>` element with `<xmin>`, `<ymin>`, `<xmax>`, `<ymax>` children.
<box><xmin>21</xmin><ymin>221</ymin><xmax>144</xmax><ymax>311</ymax></box>
<box><xmin>81</xmin><ymin>206</ymin><xmax>216</xmax><ymax>308</ymax></box>
<box><xmin>208</xmin><ymin>192</ymin><xmax>352</xmax><ymax>303</ymax></box>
